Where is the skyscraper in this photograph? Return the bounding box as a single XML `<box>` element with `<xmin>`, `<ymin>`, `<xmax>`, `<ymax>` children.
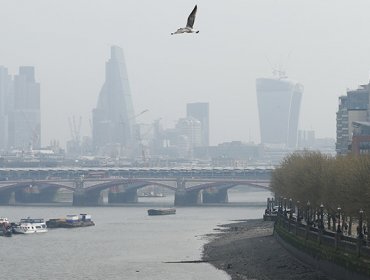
<box><xmin>186</xmin><ymin>102</ymin><xmax>209</xmax><ymax>146</ymax></box>
<box><xmin>176</xmin><ymin>117</ymin><xmax>202</xmax><ymax>158</ymax></box>
<box><xmin>8</xmin><ymin>66</ymin><xmax>41</xmax><ymax>149</ymax></box>
<box><xmin>0</xmin><ymin>66</ymin><xmax>12</xmax><ymax>150</ymax></box>
<box><xmin>93</xmin><ymin>46</ymin><xmax>136</xmax><ymax>154</ymax></box>
<box><xmin>256</xmin><ymin>76</ymin><xmax>303</xmax><ymax>148</ymax></box>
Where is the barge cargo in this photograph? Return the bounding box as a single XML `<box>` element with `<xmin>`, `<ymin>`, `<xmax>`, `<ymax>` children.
<box><xmin>46</xmin><ymin>214</ymin><xmax>95</xmax><ymax>228</ymax></box>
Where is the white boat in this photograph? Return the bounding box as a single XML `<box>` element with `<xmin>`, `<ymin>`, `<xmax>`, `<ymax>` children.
<box><xmin>13</xmin><ymin>217</ymin><xmax>48</xmax><ymax>234</ymax></box>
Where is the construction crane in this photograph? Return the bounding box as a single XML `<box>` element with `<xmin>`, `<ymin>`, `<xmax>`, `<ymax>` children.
<box><xmin>137</xmin><ymin>118</ymin><xmax>161</xmax><ymax>164</ymax></box>
<box><xmin>68</xmin><ymin>116</ymin><xmax>82</xmax><ymax>144</ymax></box>
<box><xmin>118</xmin><ymin>109</ymin><xmax>149</xmax><ymax>158</ymax></box>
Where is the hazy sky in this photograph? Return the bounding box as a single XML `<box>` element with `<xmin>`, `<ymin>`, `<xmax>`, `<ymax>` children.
<box><xmin>1</xmin><ymin>0</ymin><xmax>370</xmax><ymax>147</ymax></box>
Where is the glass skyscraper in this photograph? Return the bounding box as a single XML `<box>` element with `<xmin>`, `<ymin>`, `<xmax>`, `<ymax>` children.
<box><xmin>256</xmin><ymin>76</ymin><xmax>303</xmax><ymax>148</ymax></box>
<box><xmin>93</xmin><ymin>46</ymin><xmax>136</xmax><ymax>154</ymax></box>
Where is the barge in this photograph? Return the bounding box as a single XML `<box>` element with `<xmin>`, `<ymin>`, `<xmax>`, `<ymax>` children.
<box><xmin>147</xmin><ymin>208</ymin><xmax>176</xmax><ymax>216</ymax></box>
<box><xmin>46</xmin><ymin>214</ymin><xmax>95</xmax><ymax>228</ymax></box>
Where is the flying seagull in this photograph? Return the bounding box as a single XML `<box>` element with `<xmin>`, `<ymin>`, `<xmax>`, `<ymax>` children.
<box><xmin>171</xmin><ymin>5</ymin><xmax>199</xmax><ymax>35</ymax></box>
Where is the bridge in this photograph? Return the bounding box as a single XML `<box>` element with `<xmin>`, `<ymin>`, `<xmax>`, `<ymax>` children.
<box><xmin>0</xmin><ymin>167</ymin><xmax>272</xmax><ymax>206</ymax></box>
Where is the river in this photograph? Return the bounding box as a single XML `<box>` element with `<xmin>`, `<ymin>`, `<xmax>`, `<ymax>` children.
<box><xmin>0</xmin><ymin>187</ymin><xmax>271</xmax><ymax>280</ymax></box>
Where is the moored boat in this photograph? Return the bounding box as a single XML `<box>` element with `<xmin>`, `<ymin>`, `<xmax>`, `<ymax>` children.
<box><xmin>147</xmin><ymin>208</ymin><xmax>176</xmax><ymax>216</ymax></box>
<box><xmin>0</xmin><ymin>217</ymin><xmax>12</xmax><ymax>237</ymax></box>
<box><xmin>46</xmin><ymin>214</ymin><xmax>95</xmax><ymax>228</ymax></box>
<box><xmin>12</xmin><ymin>217</ymin><xmax>47</xmax><ymax>234</ymax></box>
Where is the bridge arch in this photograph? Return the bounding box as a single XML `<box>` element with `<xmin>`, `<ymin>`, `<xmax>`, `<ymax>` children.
<box><xmin>73</xmin><ymin>179</ymin><xmax>176</xmax><ymax>206</ymax></box>
<box><xmin>0</xmin><ymin>181</ymin><xmax>75</xmax><ymax>204</ymax></box>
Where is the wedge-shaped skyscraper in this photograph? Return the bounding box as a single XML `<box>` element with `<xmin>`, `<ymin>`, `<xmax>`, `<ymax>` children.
<box><xmin>93</xmin><ymin>46</ymin><xmax>135</xmax><ymax>153</ymax></box>
<box><xmin>256</xmin><ymin>76</ymin><xmax>303</xmax><ymax>148</ymax></box>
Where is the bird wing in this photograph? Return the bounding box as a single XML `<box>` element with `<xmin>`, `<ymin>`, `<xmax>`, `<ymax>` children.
<box><xmin>186</xmin><ymin>5</ymin><xmax>197</xmax><ymax>28</ymax></box>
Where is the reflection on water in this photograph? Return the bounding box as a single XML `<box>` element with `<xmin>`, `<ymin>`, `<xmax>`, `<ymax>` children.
<box><xmin>1</xmin><ymin>189</ymin><xmax>272</xmax><ymax>280</ymax></box>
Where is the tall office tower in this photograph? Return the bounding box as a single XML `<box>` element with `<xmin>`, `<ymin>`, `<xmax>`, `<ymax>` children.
<box><xmin>92</xmin><ymin>46</ymin><xmax>136</xmax><ymax>154</ymax></box>
<box><xmin>336</xmin><ymin>83</ymin><xmax>370</xmax><ymax>155</ymax></box>
<box><xmin>186</xmin><ymin>102</ymin><xmax>209</xmax><ymax>146</ymax></box>
<box><xmin>0</xmin><ymin>66</ymin><xmax>12</xmax><ymax>150</ymax></box>
<box><xmin>256</xmin><ymin>76</ymin><xmax>303</xmax><ymax>148</ymax></box>
<box><xmin>8</xmin><ymin>66</ymin><xmax>41</xmax><ymax>150</ymax></box>
<box><xmin>176</xmin><ymin>117</ymin><xmax>202</xmax><ymax>158</ymax></box>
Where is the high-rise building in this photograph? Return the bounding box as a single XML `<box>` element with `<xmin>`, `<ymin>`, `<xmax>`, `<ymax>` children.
<box><xmin>175</xmin><ymin>117</ymin><xmax>202</xmax><ymax>158</ymax></box>
<box><xmin>92</xmin><ymin>46</ymin><xmax>136</xmax><ymax>154</ymax></box>
<box><xmin>256</xmin><ymin>76</ymin><xmax>303</xmax><ymax>148</ymax></box>
<box><xmin>8</xmin><ymin>66</ymin><xmax>41</xmax><ymax>150</ymax></box>
<box><xmin>336</xmin><ymin>83</ymin><xmax>370</xmax><ymax>155</ymax></box>
<box><xmin>186</xmin><ymin>102</ymin><xmax>209</xmax><ymax>146</ymax></box>
<box><xmin>0</xmin><ymin>66</ymin><xmax>12</xmax><ymax>150</ymax></box>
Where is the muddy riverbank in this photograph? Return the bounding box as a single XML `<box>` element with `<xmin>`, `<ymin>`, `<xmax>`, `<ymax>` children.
<box><xmin>202</xmin><ymin>219</ymin><xmax>333</xmax><ymax>280</ymax></box>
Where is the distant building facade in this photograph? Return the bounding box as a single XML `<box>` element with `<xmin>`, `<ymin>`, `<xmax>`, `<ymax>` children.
<box><xmin>186</xmin><ymin>102</ymin><xmax>209</xmax><ymax>146</ymax></box>
<box><xmin>92</xmin><ymin>46</ymin><xmax>136</xmax><ymax>156</ymax></box>
<box><xmin>256</xmin><ymin>76</ymin><xmax>303</xmax><ymax>148</ymax></box>
<box><xmin>175</xmin><ymin>117</ymin><xmax>202</xmax><ymax>158</ymax></box>
<box><xmin>0</xmin><ymin>66</ymin><xmax>41</xmax><ymax>151</ymax></box>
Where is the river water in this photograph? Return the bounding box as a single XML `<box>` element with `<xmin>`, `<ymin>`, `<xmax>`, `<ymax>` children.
<box><xmin>0</xmin><ymin>187</ymin><xmax>271</xmax><ymax>280</ymax></box>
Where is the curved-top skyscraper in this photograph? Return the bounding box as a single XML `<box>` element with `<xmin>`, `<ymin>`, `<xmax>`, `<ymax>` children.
<box><xmin>93</xmin><ymin>46</ymin><xmax>135</xmax><ymax>154</ymax></box>
<box><xmin>256</xmin><ymin>76</ymin><xmax>303</xmax><ymax>148</ymax></box>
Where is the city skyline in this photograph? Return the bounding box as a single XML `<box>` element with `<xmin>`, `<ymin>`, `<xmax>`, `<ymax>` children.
<box><xmin>2</xmin><ymin>1</ymin><xmax>370</xmax><ymax>148</ymax></box>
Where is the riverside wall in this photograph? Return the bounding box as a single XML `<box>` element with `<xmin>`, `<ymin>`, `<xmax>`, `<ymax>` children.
<box><xmin>274</xmin><ymin>214</ymin><xmax>370</xmax><ymax>280</ymax></box>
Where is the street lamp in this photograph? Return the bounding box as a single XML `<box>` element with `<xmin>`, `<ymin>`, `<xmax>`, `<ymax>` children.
<box><xmin>306</xmin><ymin>201</ymin><xmax>311</xmax><ymax>225</ymax></box>
<box><xmin>297</xmin><ymin>201</ymin><xmax>301</xmax><ymax>222</ymax></box>
<box><xmin>359</xmin><ymin>209</ymin><xmax>364</xmax><ymax>239</ymax></box>
<box><xmin>337</xmin><ymin>207</ymin><xmax>342</xmax><ymax>233</ymax></box>
<box><xmin>279</xmin><ymin>196</ymin><xmax>283</xmax><ymax>213</ymax></box>
<box><xmin>284</xmin><ymin>198</ymin><xmax>287</xmax><ymax>216</ymax></box>
<box><xmin>319</xmin><ymin>203</ymin><xmax>324</xmax><ymax>230</ymax></box>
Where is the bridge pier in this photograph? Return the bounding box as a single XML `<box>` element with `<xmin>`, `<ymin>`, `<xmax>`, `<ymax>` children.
<box><xmin>175</xmin><ymin>189</ymin><xmax>202</xmax><ymax>206</ymax></box>
<box><xmin>108</xmin><ymin>188</ymin><xmax>138</xmax><ymax>203</ymax></box>
<box><xmin>0</xmin><ymin>190</ymin><xmax>14</xmax><ymax>205</ymax></box>
<box><xmin>203</xmin><ymin>188</ymin><xmax>228</xmax><ymax>203</ymax></box>
<box><xmin>73</xmin><ymin>190</ymin><xmax>101</xmax><ymax>206</ymax></box>
<box><xmin>72</xmin><ymin>179</ymin><xmax>101</xmax><ymax>206</ymax></box>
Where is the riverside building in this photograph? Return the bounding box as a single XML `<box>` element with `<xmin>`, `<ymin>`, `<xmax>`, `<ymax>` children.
<box><xmin>336</xmin><ymin>82</ymin><xmax>370</xmax><ymax>155</ymax></box>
